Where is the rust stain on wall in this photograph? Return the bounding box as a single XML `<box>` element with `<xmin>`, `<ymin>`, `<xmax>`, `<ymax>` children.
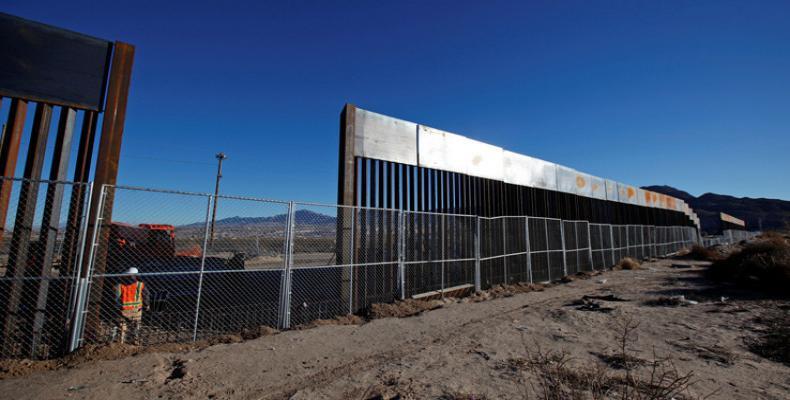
<box><xmin>575</xmin><ymin>176</ymin><xmax>586</xmax><ymax>188</ymax></box>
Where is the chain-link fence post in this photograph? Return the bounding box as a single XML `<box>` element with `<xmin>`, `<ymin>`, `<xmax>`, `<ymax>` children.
<box><xmin>68</xmin><ymin>183</ymin><xmax>108</xmax><ymax>352</ymax></box>
<box><xmin>609</xmin><ymin>224</ymin><xmax>616</xmax><ymax>266</ymax></box>
<box><xmin>64</xmin><ymin>181</ymin><xmax>94</xmax><ymax>353</ymax></box>
<box><xmin>544</xmin><ymin>218</ymin><xmax>552</xmax><ymax>281</ymax></box>
<box><xmin>474</xmin><ymin>217</ymin><xmax>481</xmax><ymax>292</ymax></box>
<box><xmin>625</xmin><ymin>225</ymin><xmax>631</xmax><ymax>257</ymax></box>
<box><xmin>277</xmin><ymin>201</ymin><xmax>295</xmax><ymax>330</ymax></box>
<box><xmin>560</xmin><ymin>220</ymin><xmax>568</xmax><ymax>276</ymax></box>
<box><xmin>440</xmin><ymin>215</ymin><xmax>446</xmax><ymax>296</ymax></box>
<box><xmin>348</xmin><ymin>207</ymin><xmax>356</xmax><ymax>312</ymax></box>
<box><xmin>525</xmin><ymin>217</ymin><xmax>532</xmax><ymax>283</ymax></box>
<box><xmin>502</xmin><ymin>217</ymin><xmax>507</xmax><ymax>284</ymax></box>
<box><xmin>586</xmin><ymin>222</ymin><xmax>594</xmax><ymax>270</ymax></box>
<box><xmin>191</xmin><ymin>195</ymin><xmax>214</xmax><ymax>341</ymax></box>
<box><xmin>397</xmin><ymin>210</ymin><xmax>405</xmax><ymax>300</ymax></box>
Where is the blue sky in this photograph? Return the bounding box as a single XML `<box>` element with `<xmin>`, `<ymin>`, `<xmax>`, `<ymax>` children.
<box><xmin>4</xmin><ymin>0</ymin><xmax>790</xmax><ymax>202</ymax></box>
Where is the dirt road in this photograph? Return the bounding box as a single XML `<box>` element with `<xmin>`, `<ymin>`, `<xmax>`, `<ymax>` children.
<box><xmin>1</xmin><ymin>258</ymin><xmax>788</xmax><ymax>399</ymax></box>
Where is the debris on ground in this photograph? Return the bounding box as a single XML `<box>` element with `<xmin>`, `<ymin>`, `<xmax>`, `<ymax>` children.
<box><xmin>566</xmin><ymin>298</ymin><xmax>615</xmax><ymax>313</ymax></box>
<box><xmin>644</xmin><ymin>295</ymin><xmax>698</xmax><ymax>307</ymax></box>
<box><xmin>582</xmin><ymin>293</ymin><xmax>629</xmax><ymax>302</ymax></box>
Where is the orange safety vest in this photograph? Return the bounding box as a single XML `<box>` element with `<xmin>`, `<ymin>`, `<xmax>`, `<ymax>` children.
<box><xmin>117</xmin><ymin>281</ymin><xmax>144</xmax><ymax>312</ymax></box>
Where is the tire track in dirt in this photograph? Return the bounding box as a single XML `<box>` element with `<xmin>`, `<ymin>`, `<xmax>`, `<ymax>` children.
<box><xmin>259</xmin><ymin>270</ymin><xmax>641</xmax><ymax>399</ymax></box>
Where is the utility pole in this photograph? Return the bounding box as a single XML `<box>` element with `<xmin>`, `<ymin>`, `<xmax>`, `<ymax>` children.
<box><xmin>209</xmin><ymin>152</ymin><xmax>227</xmax><ymax>246</ymax></box>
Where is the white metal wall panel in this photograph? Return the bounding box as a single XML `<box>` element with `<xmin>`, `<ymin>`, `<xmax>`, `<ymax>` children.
<box><xmin>590</xmin><ymin>176</ymin><xmax>606</xmax><ymax>200</ymax></box>
<box><xmin>354</xmin><ymin>109</ymin><xmax>418</xmax><ymax>165</ymax></box>
<box><xmin>556</xmin><ymin>165</ymin><xmax>577</xmax><ymax>194</ymax></box>
<box><xmin>353</xmin><ymin>107</ymin><xmax>698</xmax><ymax>217</ymax></box>
<box><xmin>636</xmin><ymin>188</ymin><xmax>647</xmax><ymax>207</ymax></box>
<box><xmin>418</xmin><ymin>125</ymin><xmax>504</xmax><ymax>181</ymax></box>
<box><xmin>618</xmin><ymin>182</ymin><xmax>638</xmax><ymax>205</ymax></box>
<box><xmin>503</xmin><ymin>151</ymin><xmax>557</xmax><ymax>190</ymax></box>
<box><xmin>605</xmin><ymin>179</ymin><xmax>619</xmax><ymax>202</ymax></box>
<box><xmin>574</xmin><ymin>172</ymin><xmax>593</xmax><ymax>197</ymax></box>
<box><xmin>644</xmin><ymin>190</ymin><xmax>657</xmax><ymax>208</ymax></box>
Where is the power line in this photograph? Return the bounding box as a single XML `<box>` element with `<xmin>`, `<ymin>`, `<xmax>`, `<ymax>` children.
<box><xmin>121</xmin><ymin>154</ymin><xmax>215</xmax><ymax>166</ymax></box>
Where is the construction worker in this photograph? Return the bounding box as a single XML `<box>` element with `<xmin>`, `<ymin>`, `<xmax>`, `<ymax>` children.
<box><xmin>115</xmin><ymin>267</ymin><xmax>147</xmax><ymax>344</ymax></box>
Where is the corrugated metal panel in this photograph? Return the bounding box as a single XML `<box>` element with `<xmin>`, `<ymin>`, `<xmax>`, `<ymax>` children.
<box><xmin>556</xmin><ymin>165</ymin><xmax>578</xmax><ymax>194</ymax></box>
<box><xmin>605</xmin><ymin>180</ymin><xmax>619</xmax><ymax>202</ymax></box>
<box><xmin>418</xmin><ymin>125</ymin><xmax>504</xmax><ymax>180</ymax></box>
<box><xmin>503</xmin><ymin>151</ymin><xmax>557</xmax><ymax>190</ymax></box>
<box><xmin>354</xmin><ymin>109</ymin><xmax>418</xmax><ymax>165</ymax></box>
<box><xmin>590</xmin><ymin>175</ymin><xmax>606</xmax><ymax>200</ymax></box>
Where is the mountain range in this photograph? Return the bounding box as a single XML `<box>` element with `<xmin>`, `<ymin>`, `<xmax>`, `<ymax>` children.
<box><xmin>643</xmin><ymin>185</ymin><xmax>790</xmax><ymax>234</ymax></box>
<box><xmin>181</xmin><ymin>189</ymin><xmax>788</xmax><ymax>236</ymax></box>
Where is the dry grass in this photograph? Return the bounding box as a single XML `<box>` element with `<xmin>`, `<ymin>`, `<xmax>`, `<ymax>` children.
<box><xmin>683</xmin><ymin>245</ymin><xmax>721</xmax><ymax>262</ymax></box>
<box><xmin>614</xmin><ymin>257</ymin><xmax>641</xmax><ymax>271</ymax></box>
<box><xmin>708</xmin><ymin>235</ymin><xmax>790</xmax><ymax>294</ymax></box>
<box><xmin>513</xmin><ymin>317</ymin><xmax>710</xmax><ymax>400</ymax></box>
<box><xmin>297</xmin><ymin>314</ymin><xmax>366</xmax><ymax>329</ymax></box>
<box><xmin>367</xmin><ymin>299</ymin><xmax>445</xmax><ymax>319</ymax></box>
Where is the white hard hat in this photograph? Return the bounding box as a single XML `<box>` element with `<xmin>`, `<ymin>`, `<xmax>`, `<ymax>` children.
<box><xmin>125</xmin><ymin>267</ymin><xmax>139</xmax><ymax>275</ymax></box>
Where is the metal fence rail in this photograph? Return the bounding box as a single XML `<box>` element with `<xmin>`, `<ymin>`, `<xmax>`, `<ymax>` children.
<box><xmin>702</xmin><ymin>230</ymin><xmax>759</xmax><ymax>247</ymax></box>
<box><xmin>0</xmin><ymin>180</ymin><xmax>704</xmax><ymax>358</ymax></box>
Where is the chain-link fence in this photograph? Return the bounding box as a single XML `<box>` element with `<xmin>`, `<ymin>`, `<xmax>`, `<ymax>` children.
<box><xmin>1</xmin><ymin>181</ymin><xmax>703</xmax><ymax>358</ymax></box>
<box><xmin>702</xmin><ymin>229</ymin><xmax>760</xmax><ymax>247</ymax></box>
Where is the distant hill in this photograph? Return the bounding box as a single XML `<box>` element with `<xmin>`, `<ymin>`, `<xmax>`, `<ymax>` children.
<box><xmin>643</xmin><ymin>185</ymin><xmax>790</xmax><ymax>234</ymax></box>
<box><xmin>210</xmin><ymin>209</ymin><xmax>336</xmax><ymax>227</ymax></box>
<box><xmin>178</xmin><ymin>209</ymin><xmax>336</xmax><ymax>236</ymax></box>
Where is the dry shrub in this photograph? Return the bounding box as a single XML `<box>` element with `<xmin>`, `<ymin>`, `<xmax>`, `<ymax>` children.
<box><xmin>683</xmin><ymin>245</ymin><xmax>721</xmax><ymax>262</ymax></box>
<box><xmin>708</xmin><ymin>235</ymin><xmax>790</xmax><ymax>294</ymax></box>
<box><xmin>367</xmin><ymin>299</ymin><xmax>444</xmax><ymax>319</ymax></box>
<box><xmin>614</xmin><ymin>257</ymin><xmax>641</xmax><ymax>271</ymax></box>
<box><xmin>517</xmin><ymin>317</ymin><xmax>706</xmax><ymax>400</ymax></box>
<box><xmin>519</xmin><ymin>348</ymin><xmax>614</xmax><ymax>400</ymax></box>
<box><xmin>298</xmin><ymin>314</ymin><xmax>365</xmax><ymax>329</ymax></box>
<box><xmin>486</xmin><ymin>282</ymin><xmax>544</xmax><ymax>298</ymax></box>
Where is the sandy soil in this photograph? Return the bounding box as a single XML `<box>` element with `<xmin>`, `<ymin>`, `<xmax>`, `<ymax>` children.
<box><xmin>1</xmin><ymin>258</ymin><xmax>788</xmax><ymax>399</ymax></box>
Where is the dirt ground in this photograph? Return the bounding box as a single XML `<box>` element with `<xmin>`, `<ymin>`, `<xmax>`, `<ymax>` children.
<box><xmin>1</xmin><ymin>257</ymin><xmax>788</xmax><ymax>399</ymax></box>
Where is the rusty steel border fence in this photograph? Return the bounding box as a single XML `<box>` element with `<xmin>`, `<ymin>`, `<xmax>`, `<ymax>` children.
<box><xmin>1</xmin><ymin>180</ymin><xmax>702</xmax><ymax>359</ymax></box>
